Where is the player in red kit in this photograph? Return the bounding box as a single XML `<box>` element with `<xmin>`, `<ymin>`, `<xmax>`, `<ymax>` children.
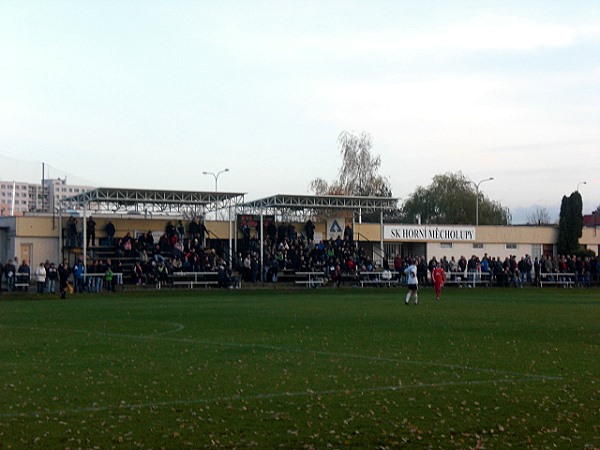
<box><xmin>431</xmin><ymin>261</ymin><xmax>446</xmax><ymax>301</ymax></box>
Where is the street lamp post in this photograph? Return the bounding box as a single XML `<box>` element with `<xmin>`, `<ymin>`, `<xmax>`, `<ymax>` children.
<box><xmin>475</xmin><ymin>177</ymin><xmax>494</xmax><ymax>226</ymax></box>
<box><xmin>202</xmin><ymin>168</ymin><xmax>229</xmax><ymax>191</ymax></box>
<box><xmin>577</xmin><ymin>181</ymin><xmax>587</xmax><ymax>192</ymax></box>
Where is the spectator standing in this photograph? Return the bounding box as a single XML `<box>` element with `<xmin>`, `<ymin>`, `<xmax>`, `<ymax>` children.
<box><xmin>393</xmin><ymin>254</ymin><xmax>403</xmax><ymax>283</ymax></box>
<box><xmin>68</xmin><ymin>216</ymin><xmax>78</xmax><ymax>247</ymax></box>
<box><xmin>17</xmin><ymin>260</ymin><xmax>30</xmax><ymax>291</ymax></box>
<box><xmin>458</xmin><ymin>256</ymin><xmax>467</xmax><ymax>273</ymax></box>
<box><xmin>251</xmin><ymin>254</ymin><xmax>259</xmax><ymax>283</ymax></box>
<box><xmin>304</xmin><ymin>220</ymin><xmax>315</xmax><ymax>241</ymax></box>
<box><xmin>524</xmin><ymin>254</ymin><xmax>533</xmax><ymax>284</ymax></box>
<box><xmin>266</xmin><ymin>221</ymin><xmax>277</xmax><ymax>243</ymax></box>
<box><xmin>4</xmin><ymin>259</ymin><xmax>16</xmax><ymax>292</ymax></box>
<box><xmin>104</xmin><ymin>264</ymin><xmax>114</xmax><ymax>292</ymax></box>
<box><xmin>534</xmin><ymin>257</ymin><xmax>541</xmax><ymax>285</ymax></box>
<box><xmin>58</xmin><ymin>260</ymin><xmax>70</xmax><ymax>299</ymax></box>
<box><xmin>417</xmin><ymin>257</ymin><xmax>428</xmax><ymax>285</ymax></box>
<box><xmin>242</xmin><ymin>253</ymin><xmax>252</xmax><ymax>281</ymax></box>
<box><xmin>34</xmin><ymin>262</ymin><xmax>46</xmax><ymax>294</ymax></box>
<box><xmin>198</xmin><ymin>218</ymin><xmax>209</xmax><ymax>247</ymax></box>
<box><xmin>46</xmin><ymin>262</ymin><xmax>58</xmax><ymax>293</ymax></box>
<box><xmin>188</xmin><ymin>217</ymin><xmax>199</xmax><ymax>241</ymax></box>
<box><xmin>43</xmin><ymin>260</ymin><xmax>51</xmax><ymax>291</ymax></box>
<box><xmin>343</xmin><ymin>225</ymin><xmax>353</xmax><ymax>243</ymax></box>
<box><xmin>87</xmin><ymin>260</ymin><xmax>99</xmax><ymax>293</ymax></box>
<box><xmin>176</xmin><ymin>220</ymin><xmax>185</xmax><ymax>243</ymax></box>
<box><xmin>165</xmin><ymin>221</ymin><xmax>176</xmax><ymax>240</ymax></box>
<box><xmin>105</xmin><ymin>221</ymin><xmax>116</xmax><ymax>246</ymax></box>
<box><xmin>86</xmin><ymin>216</ymin><xmax>97</xmax><ymax>246</ymax></box>
<box><xmin>73</xmin><ymin>259</ymin><xmax>85</xmax><ymax>293</ymax></box>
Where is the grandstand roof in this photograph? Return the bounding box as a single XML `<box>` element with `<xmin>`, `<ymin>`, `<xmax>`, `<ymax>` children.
<box><xmin>238</xmin><ymin>193</ymin><xmax>398</xmax><ymax>216</ymax></box>
<box><xmin>240</xmin><ymin>193</ymin><xmax>398</xmax><ymax>210</ymax></box>
<box><xmin>62</xmin><ymin>188</ymin><xmax>397</xmax><ymax>216</ymax></box>
<box><xmin>60</xmin><ymin>187</ymin><xmax>246</xmax><ymax>216</ymax></box>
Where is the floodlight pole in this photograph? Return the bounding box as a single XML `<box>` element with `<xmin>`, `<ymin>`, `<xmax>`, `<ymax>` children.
<box><xmin>202</xmin><ymin>168</ymin><xmax>229</xmax><ymax>192</ymax></box>
<box><xmin>475</xmin><ymin>177</ymin><xmax>494</xmax><ymax>226</ymax></box>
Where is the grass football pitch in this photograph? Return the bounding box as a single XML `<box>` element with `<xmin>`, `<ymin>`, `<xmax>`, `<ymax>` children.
<box><xmin>0</xmin><ymin>286</ymin><xmax>599</xmax><ymax>449</ymax></box>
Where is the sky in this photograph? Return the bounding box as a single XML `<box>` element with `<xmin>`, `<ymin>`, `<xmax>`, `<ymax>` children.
<box><xmin>1</xmin><ymin>0</ymin><xmax>599</xmax><ymax>224</ymax></box>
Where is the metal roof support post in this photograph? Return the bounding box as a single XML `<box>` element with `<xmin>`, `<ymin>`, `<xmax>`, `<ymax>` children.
<box><xmin>228</xmin><ymin>198</ymin><xmax>233</xmax><ymax>269</ymax></box>
<box><xmin>82</xmin><ymin>204</ymin><xmax>87</xmax><ymax>270</ymax></box>
<box><xmin>260</xmin><ymin>213</ymin><xmax>264</xmax><ymax>282</ymax></box>
<box><xmin>58</xmin><ymin>206</ymin><xmax>63</xmax><ymax>264</ymax></box>
<box><xmin>234</xmin><ymin>207</ymin><xmax>238</xmax><ymax>261</ymax></box>
<box><xmin>380</xmin><ymin>210</ymin><xmax>384</xmax><ymax>267</ymax></box>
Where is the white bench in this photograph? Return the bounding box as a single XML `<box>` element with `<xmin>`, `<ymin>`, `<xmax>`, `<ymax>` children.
<box><xmin>539</xmin><ymin>272</ymin><xmax>576</xmax><ymax>288</ymax></box>
<box><xmin>359</xmin><ymin>271</ymin><xmax>398</xmax><ymax>287</ymax></box>
<box><xmin>445</xmin><ymin>271</ymin><xmax>490</xmax><ymax>287</ymax></box>
<box><xmin>14</xmin><ymin>275</ymin><xmax>30</xmax><ymax>291</ymax></box>
<box><xmin>294</xmin><ymin>272</ymin><xmax>325</xmax><ymax>288</ymax></box>
<box><xmin>171</xmin><ymin>272</ymin><xmax>220</xmax><ymax>289</ymax></box>
<box><xmin>173</xmin><ymin>280</ymin><xmax>219</xmax><ymax>289</ymax></box>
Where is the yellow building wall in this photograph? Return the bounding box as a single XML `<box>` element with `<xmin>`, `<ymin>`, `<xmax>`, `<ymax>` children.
<box><xmin>16</xmin><ymin>217</ymin><xmax>58</xmax><ymax>237</ymax></box>
<box><xmin>581</xmin><ymin>227</ymin><xmax>600</xmax><ymax>252</ymax></box>
<box><xmin>5</xmin><ymin>216</ymin><xmax>600</xmax><ymax>267</ymax></box>
<box><xmin>473</xmin><ymin>226</ymin><xmax>558</xmax><ymax>244</ymax></box>
<box><xmin>354</xmin><ymin>223</ymin><xmax>380</xmax><ymax>241</ymax></box>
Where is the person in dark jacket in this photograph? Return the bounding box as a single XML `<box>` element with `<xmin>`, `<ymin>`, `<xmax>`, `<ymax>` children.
<box><xmin>58</xmin><ymin>259</ymin><xmax>70</xmax><ymax>299</ymax></box>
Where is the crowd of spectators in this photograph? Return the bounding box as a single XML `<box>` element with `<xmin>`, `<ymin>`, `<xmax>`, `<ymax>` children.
<box><xmin>0</xmin><ymin>256</ymin><xmax>121</xmax><ymax>296</ymax></box>
<box><xmin>4</xmin><ymin>217</ymin><xmax>600</xmax><ymax>292</ymax></box>
<box><xmin>419</xmin><ymin>253</ymin><xmax>600</xmax><ymax>287</ymax></box>
<box><xmin>235</xmin><ymin>221</ymin><xmax>369</xmax><ymax>284</ymax></box>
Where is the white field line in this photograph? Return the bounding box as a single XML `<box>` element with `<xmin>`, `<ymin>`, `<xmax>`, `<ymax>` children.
<box><xmin>0</xmin><ymin>377</ymin><xmax>550</xmax><ymax>419</ymax></box>
<box><xmin>0</xmin><ymin>324</ymin><xmax>562</xmax><ymax>382</ymax></box>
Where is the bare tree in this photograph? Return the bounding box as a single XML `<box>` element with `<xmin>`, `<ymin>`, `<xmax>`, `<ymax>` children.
<box><xmin>310</xmin><ymin>131</ymin><xmax>392</xmax><ymax>197</ymax></box>
<box><xmin>526</xmin><ymin>207</ymin><xmax>554</xmax><ymax>225</ymax></box>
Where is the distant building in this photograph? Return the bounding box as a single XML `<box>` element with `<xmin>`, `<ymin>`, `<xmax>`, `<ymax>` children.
<box><xmin>0</xmin><ymin>178</ymin><xmax>94</xmax><ymax>216</ymax></box>
<box><xmin>0</xmin><ymin>181</ymin><xmax>29</xmax><ymax>216</ymax></box>
<box><xmin>584</xmin><ymin>212</ymin><xmax>600</xmax><ymax>228</ymax></box>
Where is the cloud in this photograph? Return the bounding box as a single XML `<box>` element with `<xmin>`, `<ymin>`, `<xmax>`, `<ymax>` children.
<box><xmin>427</xmin><ymin>16</ymin><xmax>577</xmax><ymax>51</ymax></box>
<box><xmin>308</xmin><ymin>76</ymin><xmax>504</xmax><ymax>124</ymax></box>
<box><xmin>293</xmin><ymin>15</ymin><xmax>592</xmax><ymax>58</ymax></box>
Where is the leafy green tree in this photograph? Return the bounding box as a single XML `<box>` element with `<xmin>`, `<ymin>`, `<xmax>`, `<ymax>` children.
<box><xmin>401</xmin><ymin>172</ymin><xmax>511</xmax><ymax>225</ymax></box>
<box><xmin>557</xmin><ymin>191</ymin><xmax>583</xmax><ymax>255</ymax></box>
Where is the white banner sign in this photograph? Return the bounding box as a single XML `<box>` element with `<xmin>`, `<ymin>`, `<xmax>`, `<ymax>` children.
<box><xmin>384</xmin><ymin>225</ymin><xmax>476</xmax><ymax>241</ymax></box>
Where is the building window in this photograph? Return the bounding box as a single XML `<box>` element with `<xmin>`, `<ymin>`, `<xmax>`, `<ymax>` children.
<box><xmin>473</xmin><ymin>243</ymin><xmax>483</xmax><ymax>249</ymax></box>
<box><xmin>440</xmin><ymin>243</ymin><xmax>453</xmax><ymax>249</ymax></box>
<box><xmin>506</xmin><ymin>243</ymin><xmax>517</xmax><ymax>250</ymax></box>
